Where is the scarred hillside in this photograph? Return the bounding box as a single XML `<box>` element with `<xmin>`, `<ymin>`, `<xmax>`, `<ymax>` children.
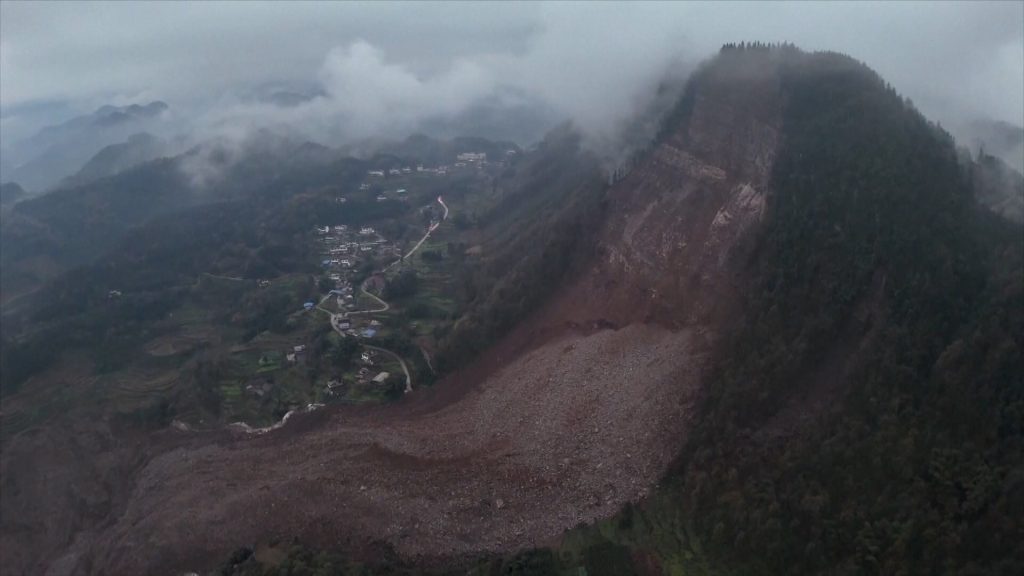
<box><xmin>3</xmin><ymin>45</ymin><xmax>1021</xmax><ymax>576</ymax></box>
<box><xmin>3</xmin><ymin>48</ymin><xmax>791</xmax><ymax>576</ymax></box>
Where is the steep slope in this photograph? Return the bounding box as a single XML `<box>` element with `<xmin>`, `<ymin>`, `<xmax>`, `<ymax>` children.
<box><xmin>541</xmin><ymin>46</ymin><xmax>1024</xmax><ymax>576</ymax></box>
<box><xmin>5</xmin><ymin>46</ymin><xmax>1021</xmax><ymax>576</ymax></box>
<box><xmin>1</xmin><ymin>49</ymin><xmax>792</xmax><ymax>576</ymax></box>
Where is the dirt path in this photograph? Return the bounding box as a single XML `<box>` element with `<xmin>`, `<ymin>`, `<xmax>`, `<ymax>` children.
<box><xmin>364</xmin><ymin>344</ymin><xmax>412</xmax><ymax>393</ymax></box>
<box><xmin>348</xmin><ymin>283</ymin><xmax>390</xmax><ymax>314</ymax></box>
<box><xmin>385</xmin><ymin>195</ymin><xmax>448</xmax><ymax>272</ymax></box>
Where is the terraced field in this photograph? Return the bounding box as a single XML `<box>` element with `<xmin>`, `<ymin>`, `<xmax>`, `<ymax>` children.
<box><xmin>102</xmin><ymin>368</ymin><xmax>178</xmax><ymax>414</ymax></box>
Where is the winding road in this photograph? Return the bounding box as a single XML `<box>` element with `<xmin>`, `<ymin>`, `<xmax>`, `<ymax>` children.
<box><xmin>317</xmin><ymin>196</ymin><xmax>450</xmax><ymax>394</ymax></box>
<box><xmin>364</xmin><ymin>344</ymin><xmax>412</xmax><ymax>393</ymax></box>
<box><xmin>384</xmin><ymin>195</ymin><xmax>449</xmax><ymax>272</ymax></box>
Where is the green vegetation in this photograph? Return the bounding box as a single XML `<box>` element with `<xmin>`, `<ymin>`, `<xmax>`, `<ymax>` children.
<box><xmin>434</xmin><ymin>127</ymin><xmax>607</xmax><ymax>372</ymax></box>
<box><xmin>384</xmin><ymin>269</ymin><xmax>420</xmax><ymax>300</ymax></box>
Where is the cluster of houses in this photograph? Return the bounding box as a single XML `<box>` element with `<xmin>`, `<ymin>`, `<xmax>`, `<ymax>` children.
<box><xmin>316</xmin><ymin>224</ymin><xmax>400</xmax><ymax>290</ymax></box>
<box><xmin>456</xmin><ymin>152</ymin><xmax>487</xmax><ymax>162</ymax></box>
<box><xmin>324</xmin><ymin>348</ymin><xmax>391</xmax><ymax>395</ymax></box>
<box><xmin>362</xmin><ymin>152</ymin><xmax>501</xmax><ymax>182</ymax></box>
<box><xmin>367</xmin><ymin>167</ymin><xmax>415</xmax><ymax>177</ymax></box>
<box><xmin>367</xmin><ymin>164</ymin><xmax>451</xmax><ymax>178</ymax></box>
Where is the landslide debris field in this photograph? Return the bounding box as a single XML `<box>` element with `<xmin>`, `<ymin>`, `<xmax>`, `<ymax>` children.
<box><xmin>79</xmin><ymin>321</ymin><xmax>706</xmax><ymax>574</ymax></box>
<box><xmin>3</xmin><ymin>52</ymin><xmax>778</xmax><ymax>576</ymax></box>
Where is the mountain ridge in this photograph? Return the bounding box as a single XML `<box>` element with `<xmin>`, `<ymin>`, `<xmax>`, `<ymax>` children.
<box><xmin>1</xmin><ymin>45</ymin><xmax>1021</xmax><ymax>575</ymax></box>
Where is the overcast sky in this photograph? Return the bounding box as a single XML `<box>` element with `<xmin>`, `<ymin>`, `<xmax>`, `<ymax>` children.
<box><xmin>1</xmin><ymin>1</ymin><xmax>1022</xmax><ymax>147</ymax></box>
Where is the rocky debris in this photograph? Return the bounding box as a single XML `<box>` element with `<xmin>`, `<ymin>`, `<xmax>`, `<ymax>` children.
<box><xmin>73</xmin><ymin>324</ymin><xmax>705</xmax><ymax>574</ymax></box>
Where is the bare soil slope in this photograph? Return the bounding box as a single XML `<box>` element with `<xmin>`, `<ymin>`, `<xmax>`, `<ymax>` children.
<box><xmin>3</xmin><ymin>53</ymin><xmax>785</xmax><ymax>576</ymax></box>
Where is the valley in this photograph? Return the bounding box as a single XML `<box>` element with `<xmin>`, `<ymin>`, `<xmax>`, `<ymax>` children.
<box><xmin>1</xmin><ymin>43</ymin><xmax>1022</xmax><ymax>576</ymax></box>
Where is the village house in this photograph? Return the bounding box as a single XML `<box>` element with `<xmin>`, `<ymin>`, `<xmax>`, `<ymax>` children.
<box><xmin>457</xmin><ymin>152</ymin><xmax>487</xmax><ymax>162</ymax></box>
<box><xmin>367</xmin><ymin>170</ymin><xmax>384</xmax><ymax>177</ymax></box>
<box><xmin>388</xmin><ymin>168</ymin><xmax>401</xmax><ymax>176</ymax></box>
<box><xmin>294</xmin><ymin>344</ymin><xmax>306</xmax><ymax>353</ymax></box>
<box><xmin>372</xmin><ymin>372</ymin><xmax>390</xmax><ymax>384</ymax></box>
<box><xmin>376</xmin><ymin>195</ymin><xmax>388</xmax><ymax>202</ymax></box>
<box><xmin>335</xmin><ymin>197</ymin><xmax>347</xmax><ymax>203</ymax></box>
<box><xmin>359</xmin><ymin>226</ymin><xmax>375</xmax><ymax>235</ymax></box>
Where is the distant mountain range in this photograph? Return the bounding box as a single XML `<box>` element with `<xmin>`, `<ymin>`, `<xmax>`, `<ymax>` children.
<box><xmin>0</xmin><ymin>182</ymin><xmax>27</xmax><ymax>207</ymax></box>
<box><xmin>58</xmin><ymin>132</ymin><xmax>174</xmax><ymax>189</ymax></box>
<box><xmin>2</xmin><ymin>101</ymin><xmax>171</xmax><ymax>192</ymax></box>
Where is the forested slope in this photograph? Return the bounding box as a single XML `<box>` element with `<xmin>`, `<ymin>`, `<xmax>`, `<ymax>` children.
<box><xmin>561</xmin><ymin>45</ymin><xmax>1024</xmax><ymax>576</ymax></box>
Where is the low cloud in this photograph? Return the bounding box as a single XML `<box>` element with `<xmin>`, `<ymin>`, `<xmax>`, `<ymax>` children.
<box><xmin>2</xmin><ymin>2</ymin><xmax>1021</xmax><ymax>171</ymax></box>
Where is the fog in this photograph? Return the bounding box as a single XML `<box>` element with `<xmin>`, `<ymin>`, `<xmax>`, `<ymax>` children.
<box><xmin>2</xmin><ymin>1</ymin><xmax>1022</xmax><ymax>170</ymax></box>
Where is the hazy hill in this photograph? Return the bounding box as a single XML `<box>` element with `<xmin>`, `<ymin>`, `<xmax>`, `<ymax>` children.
<box><xmin>0</xmin><ymin>182</ymin><xmax>27</xmax><ymax>206</ymax></box>
<box><xmin>0</xmin><ymin>132</ymin><xmax>349</xmax><ymax>304</ymax></box>
<box><xmin>58</xmin><ymin>132</ymin><xmax>172</xmax><ymax>189</ymax></box>
<box><xmin>4</xmin><ymin>101</ymin><xmax>171</xmax><ymax>192</ymax></box>
<box><xmin>972</xmin><ymin>149</ymin><xmax>1024</xmax><ymax>222</ymax></box>
<box><xmin>963</xmin><ymin>118</ymin><xmax>1024</xmax><ymax>173</ymax></box>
